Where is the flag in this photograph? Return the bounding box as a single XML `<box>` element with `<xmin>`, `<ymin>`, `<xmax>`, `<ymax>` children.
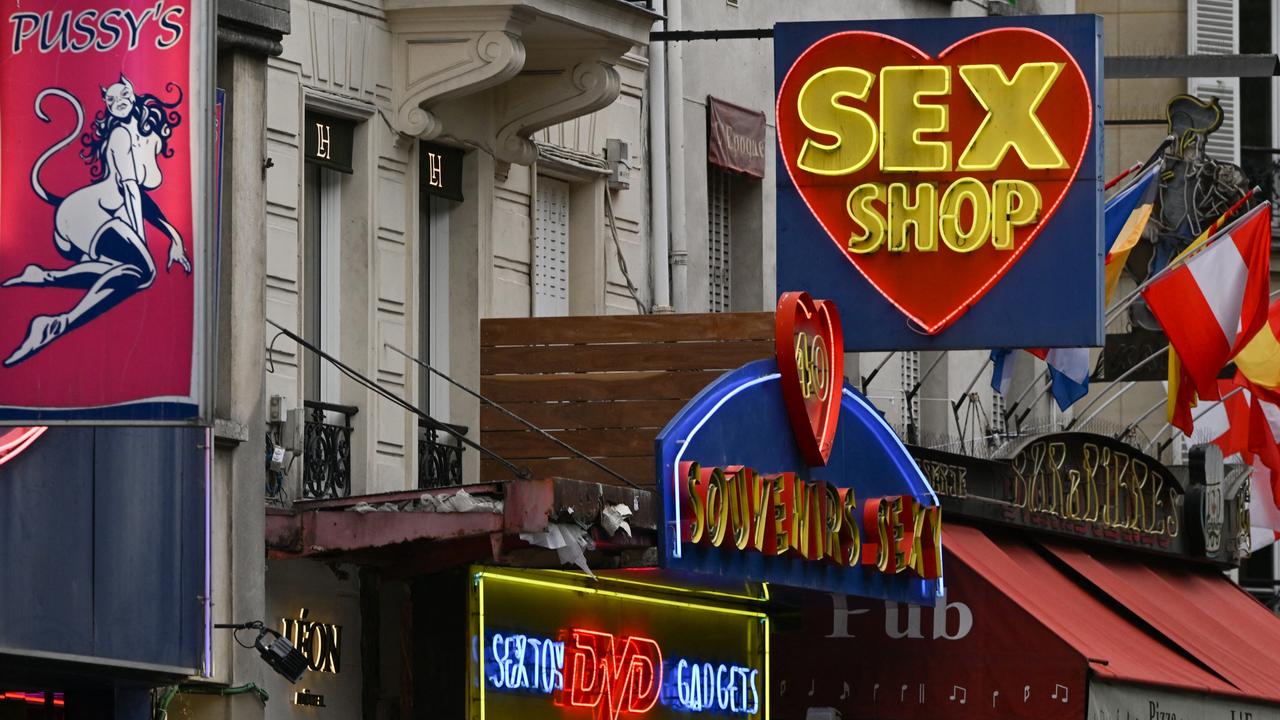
<box><xmin>1235</xmin><ymin>299</ymin><xmax>1280</xmax><ymax>403</ymax></box>
<box><xmin>1025</xmin><ymin>348</ymin><xmax>1090</xmax><ymax>412</ymax></box>
<box><xmin>1248</xmin><ymin>460</ymin><xmax>1280</xmax><ymax>552</ymax></box>
<box><xmin>1185</xmin><ymin>377</ymin><xmax>1280</xmax><ymax>551</ymax></box>
<box><xmin>1167</xmin><ymin>350</ymin><xmax>1197</xmax><ymax>435</ymax></box>
<box><xmin>1103</xmin><ymin>162</ymin><xmax>1161</xmax><ymax>304</ymax></box>
<box><xmin>1143</xmin><ymin>202</ymin><xmax>1272</xmax><ymax>399</ymax></box>
<box><xmin>990</xmin><ymin>349</ymin><xmax>1015</xmax><ymax>395</ymax></box>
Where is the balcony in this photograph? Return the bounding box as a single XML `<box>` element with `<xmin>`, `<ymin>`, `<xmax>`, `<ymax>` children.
<box><xmin>418</xmin><ymin>420</ymin><xmax>466</xmax><ymax>489</ymax></box>
<box><xmin>302</xmin><ymin>400</ymin><xmax>357</xmax><ymax>500</ymax></box>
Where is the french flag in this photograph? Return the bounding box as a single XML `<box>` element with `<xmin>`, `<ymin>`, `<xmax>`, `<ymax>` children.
<box><xmin>990</xmin><ymin>348</ymin><xmax>1089</xmax><ymax>412</ymax></box>
<box><xmin>1142</xmin><ymin>203</ymin><xmax>1272</xmax><ymax>397</ymax></box>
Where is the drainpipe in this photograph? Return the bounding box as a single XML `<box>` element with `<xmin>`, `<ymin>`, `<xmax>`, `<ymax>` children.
<box><xmin>665</xmin><ymin>0</ymin><xmax>689</xmax><ymax>312</ymax></box>
<box><xmin>648</xmin><ymin>0</ymin><xmax>671</xmax><ymax>313</ymax></box>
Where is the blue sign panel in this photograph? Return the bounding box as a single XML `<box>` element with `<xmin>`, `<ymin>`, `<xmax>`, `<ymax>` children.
<box><xmin>774</xmin><ymin>14</ymin><xmax>1103</xmax><ymax>350</ymax></box>
<box><xmin>656</xmin><ymin>359</ymin><xmax>943</xmax><ymax>606</ymax></box>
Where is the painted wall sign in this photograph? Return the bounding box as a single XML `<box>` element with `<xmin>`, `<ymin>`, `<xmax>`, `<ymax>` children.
<box><xmin>421</xmin><ymin>141</ymin><xmax>465</xmax><ymax>202</ymax></box>
<box><xmin>470</xmin><ymin>567</ymin><xmax>769</xmax><ymax>720</ymax></box>
<box><xmin>657</xmin><ymin>292</ymin><xmax>943</xmax><ymax>605</ymax></box>
<box><xmin>774</xmin><ymin>15</ymin><xmax>1102</xmax><ymax>350</ymax></box>
<box><xmin>910</xmin><ymin>435</ymin><xmax>1249</xmax><ymax>565</ymax></box>
<box><xmin>708</xmin><ymin>97</ymin><xmax>766</xmax><ymax>178</ymax></box>
<box><xmin>0</xmin><ymin>0</ymin><xmax>214</xmax><ymax>422</ymax></box>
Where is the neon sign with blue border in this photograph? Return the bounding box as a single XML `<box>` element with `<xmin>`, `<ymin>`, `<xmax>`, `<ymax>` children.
<box><xmin>656</xmin><ymin>293</ymin><xmax>944</xmax><ymax>605</ymax></box>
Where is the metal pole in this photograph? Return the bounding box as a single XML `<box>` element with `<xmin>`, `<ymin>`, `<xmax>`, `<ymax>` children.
<box><xmin>1070</xmin><ymin>381</ymin><xmax>1135</xmax><ymax>430</ymax></box>
<box><xmin>861</xmin><ymin>351</ymin><xmax>896</xmax><ymax>394</ymax></box>
<box><xmin>1143</xmin><ymin>386</ymin><xmax>1245</xmax><ymax>455</ymax></box>
<box><xmin>1115</xmin><ymin>395</ymin><xmax>1170</xmax><ymax>441</ymax></box>
<box><xmin>1004</xmin><ymin>368</ymin><xmax>1049</xmax><ymax>422</ymax></box>
<box><xmin>951</xmin><ymin>356</ymin><xmax>994</xmax><ymax>440</ymax></box>
<box><xmin>905</xmin><ymin>352</ymin><xmax>947</xmax><ymax>444</ymax></box>
<box><xmin>1106</xmin><ymin>193</ymin><xmax>1263</xmax><ymax>323</ymax></box>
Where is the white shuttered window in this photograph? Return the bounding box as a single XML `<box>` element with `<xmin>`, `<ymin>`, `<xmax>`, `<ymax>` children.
<box><xmin>1188</xmin><ymin>0</ymin><xmax>1240</xmax><ymax>165</ymax></box>
<box><xmin>533</xmin><ymin>177</ymin><xmax>570</xmax><ymax>317</ymax></box>
<box><xmin>708</xmin><ymin>167</ymin><xmax>732</xmax><ymax>313</ymax></box>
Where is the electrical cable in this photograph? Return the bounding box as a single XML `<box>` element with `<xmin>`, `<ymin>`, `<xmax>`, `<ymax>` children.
<box><xmin>264</xmin><ymin>318</ymin><xmax>530</xmax><ymax>480</ymax></box>
<box><xmin>604</xmin><ymin>189</ymin><xmax>648</xmax><ymax>315</ymax></box>
<box><xmin>386</xmin><ymin>343</ymin><xmax>641</xmax><ymax>489</ymax></box>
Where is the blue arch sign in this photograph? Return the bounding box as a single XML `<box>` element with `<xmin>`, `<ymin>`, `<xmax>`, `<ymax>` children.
<box><xmin>656</xmin><ymin>293</ymin><xmax>944</xmax><ymax>605</ymax></box>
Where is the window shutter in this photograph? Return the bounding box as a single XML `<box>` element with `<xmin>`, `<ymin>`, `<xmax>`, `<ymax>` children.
<box><xmin>533</xmin><ymin>177</ymin><xmax>570</xmax><ymax>317</ymax></box>
<box><xmin>707</xmin><ymin>167</ymin><xmax>733</xmax><ymax>313</ymax></box>
<box><xmin>1188</xmin><ymin>0</ymin><xmax>1240</xmax><ymax>165</ymax></box>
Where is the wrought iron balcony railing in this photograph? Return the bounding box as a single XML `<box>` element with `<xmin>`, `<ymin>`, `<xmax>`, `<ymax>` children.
<box><xmin>418</xmin><ymin>420</ymin><xmax>466</xmax><ymax>489</ymax></box>
<box><xmin>303</xmin><ymin>400</ymin><xmax>358</xmax><ymax>500</ymax></box>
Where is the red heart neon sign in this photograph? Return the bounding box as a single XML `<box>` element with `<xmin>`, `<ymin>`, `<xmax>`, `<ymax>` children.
<box><xmin>776</xmin><ymin>28</ymin><xmax>1091</xmax><ymax>334</ymax></box>
<box><xmin>775</xmin><ymin>292</ymin><xmax>843</xmax><ymax>467</ymax></box>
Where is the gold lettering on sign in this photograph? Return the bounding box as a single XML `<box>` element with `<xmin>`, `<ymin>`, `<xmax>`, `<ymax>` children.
<box><xmin>281</xmin><ymin>608</ymin><xmax>342</xmax><ymax>674</ymax></box>
<box><xmin>315</xmin><ymin>123</ymin><xmax>332</xmax><ymax>160</ymax></box>
<box><xmin>428</xmin><ymin>151</ymin><xmax>443</xmax><ymax>188</ymax></box>
<box><xmin>1011</xmin><ymin>439</ymin><xmax>1182</xmax><ymax>540</ymax></box>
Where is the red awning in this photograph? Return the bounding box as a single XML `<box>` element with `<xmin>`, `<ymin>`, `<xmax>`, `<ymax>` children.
<box><xmin>1044</xmin><ymin>539</ymin><xmax>1280</xmax><ymax>702</ymax></box>
<box><xmin>946</xmin><ymin>523</ymin><xmax>1280</xmax><ymax>704</ymax></box>
<box><xmin>772</xmin><ymin>522</ymin><xmax>1280</xmax><ymax>720</ymax></box>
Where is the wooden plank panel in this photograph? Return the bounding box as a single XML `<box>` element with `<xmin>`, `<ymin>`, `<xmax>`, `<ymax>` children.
<box><xmin>480</xmin><ymin>399</ymin><xmax>687</xmax><ymax>431</ymax></box>
<box><xmin>480</xmin><ymin>371</ymin><xmax>722</xmax><ymax>403</ymax></box>
<box><xmin>481</xmin><ymin>340</ymin><xmax>770</xmax><ymax>375</ymax></box>
<box><xmin>482</xmin><ymin>456</ymin><xmax>655</xmax><ymax>488</ymax></box>
<box><xmin>481</xmin><ymin>427</ymin><xmax>657</xmax><ymax>459</ymax></box>
<box><xmin>481</xmin><ymin>312</ymin><xmax>773</xmax><ymax>347</ymax></box>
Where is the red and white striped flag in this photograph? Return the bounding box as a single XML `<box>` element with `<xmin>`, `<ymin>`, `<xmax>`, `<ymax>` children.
<box><xmin>1143</xmin><ymin>203</ymin><xmax>1272</xmax><ymax>398</ymax></box>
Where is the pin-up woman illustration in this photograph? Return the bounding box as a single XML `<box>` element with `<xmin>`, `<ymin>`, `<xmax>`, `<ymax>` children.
<box><xmin>2</xmin><ymin>74</ymin><xmax>190</xmax><ymax>367</ymax></box>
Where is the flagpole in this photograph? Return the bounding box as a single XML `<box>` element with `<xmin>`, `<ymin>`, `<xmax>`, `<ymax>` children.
<box><xmin>861</xmin><ymin>351</ymin><xmax>897</xmax><ymax>394</ymax></box>
<box><xmin>1105</xmin><ymin>193</ymin><xmax>1265</xmax><ymax>324</ymax></box>
<box><xmin>1105</xmin><ymin>162</ymin><xmax>1143</xmax><ymax>190</ymax></box>
<box><xmin>1071</xmin><ymin>381</ymin><xmax>1135</xmax><ymax>430</ymax></box>
<box><xmin>1142</xmin><ymin>386</ymin><xmax>1246</xmax><ymax>457</ymax></box>
<box><xmin>1063</xmin><ymin>345</ymin><xmax>1170</xmax><ymax>429</ymax></box>
<box><xmin>951</xmin><ymin>356</ymin><xmax>994</xmax><ymax>440</ymax></box>
<box><xmin>1004</xmin><ymin>368</ymin><xmax>1049</xmax><ymax>423</ymax></box>
<box><xmin>1114</xmin><ymin>395</ymin><xmax>1171</xmax><ymax>442</ymax></box>
<box><xmin>905</xmin><ymin>352</ymin><xmax>948</xmax><ymax>444</ymax></box>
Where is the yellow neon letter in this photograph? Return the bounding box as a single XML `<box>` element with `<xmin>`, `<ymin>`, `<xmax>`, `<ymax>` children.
<box><xmin>991</xmin><ymin>179</ymin><xmax>1041</xmax><ymax>250</ymax></box>
<box><xmin>956</xmin><ymin>62</ymin><xmax>1068</xmax><ymax>170</ymax></box>
<box><xmin>705</xmin><ymin>467</ymin><xmax>729</xmax><ymax>547</ymax></box>
<box><xmin>888</xmin><ymin>182</ymin><xmax>937</xmax><ymax>252</ymax></box>
<box><xmin>796</xmin><ymin>67</ymin><xmax>878</xmax><ymax>176</ymax></box>
<box><xmin>686</xmin><ymin>463</ymin><xmax>705</xmax><ymax>544</ymax></box>
<box><xmin>939</xmin><ymin>178</ymin><xmax>991</xmax><ymax>253</ymax></box>
<box><xmin>846</xmin><ymin>182</ymin><xmax>886</xmax><ymax>253</ymax></box>
<box><xmin>880</xmin><ymin>65</ymin><xmax>951</xmax><ymax>172</ymax></box>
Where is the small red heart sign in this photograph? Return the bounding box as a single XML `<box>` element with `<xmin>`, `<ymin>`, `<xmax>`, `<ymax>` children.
<box><xmin>776</xmin><ymin>291</ymin><xmax>843</xmax><ymax>467</ymax></box>
<box><xmin>776</xmin><ymin>28</ymin><xmax>1092</xmax><ymax>334</ymax></box>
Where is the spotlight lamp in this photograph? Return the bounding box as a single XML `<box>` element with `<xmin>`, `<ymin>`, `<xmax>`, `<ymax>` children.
<box><xmin>214</xmin><ymin>621</ymin><xmax>309</xmax><ymax>684</ymax></box>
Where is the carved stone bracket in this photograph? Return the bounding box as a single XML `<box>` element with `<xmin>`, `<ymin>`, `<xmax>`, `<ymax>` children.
<box><xmin>389</xmin><ymin>9</ymin><xmax>531</xmax><ymax>139</ymax></box>
<box><xmin>490</xmin><ymin>58</ymin><xmax>622</xmax><ymax>166</ymax></box>
<box><xmin>387</xmin><ymin>1</ymin><xmax>650</xmax><ymax>167</ymax></box>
